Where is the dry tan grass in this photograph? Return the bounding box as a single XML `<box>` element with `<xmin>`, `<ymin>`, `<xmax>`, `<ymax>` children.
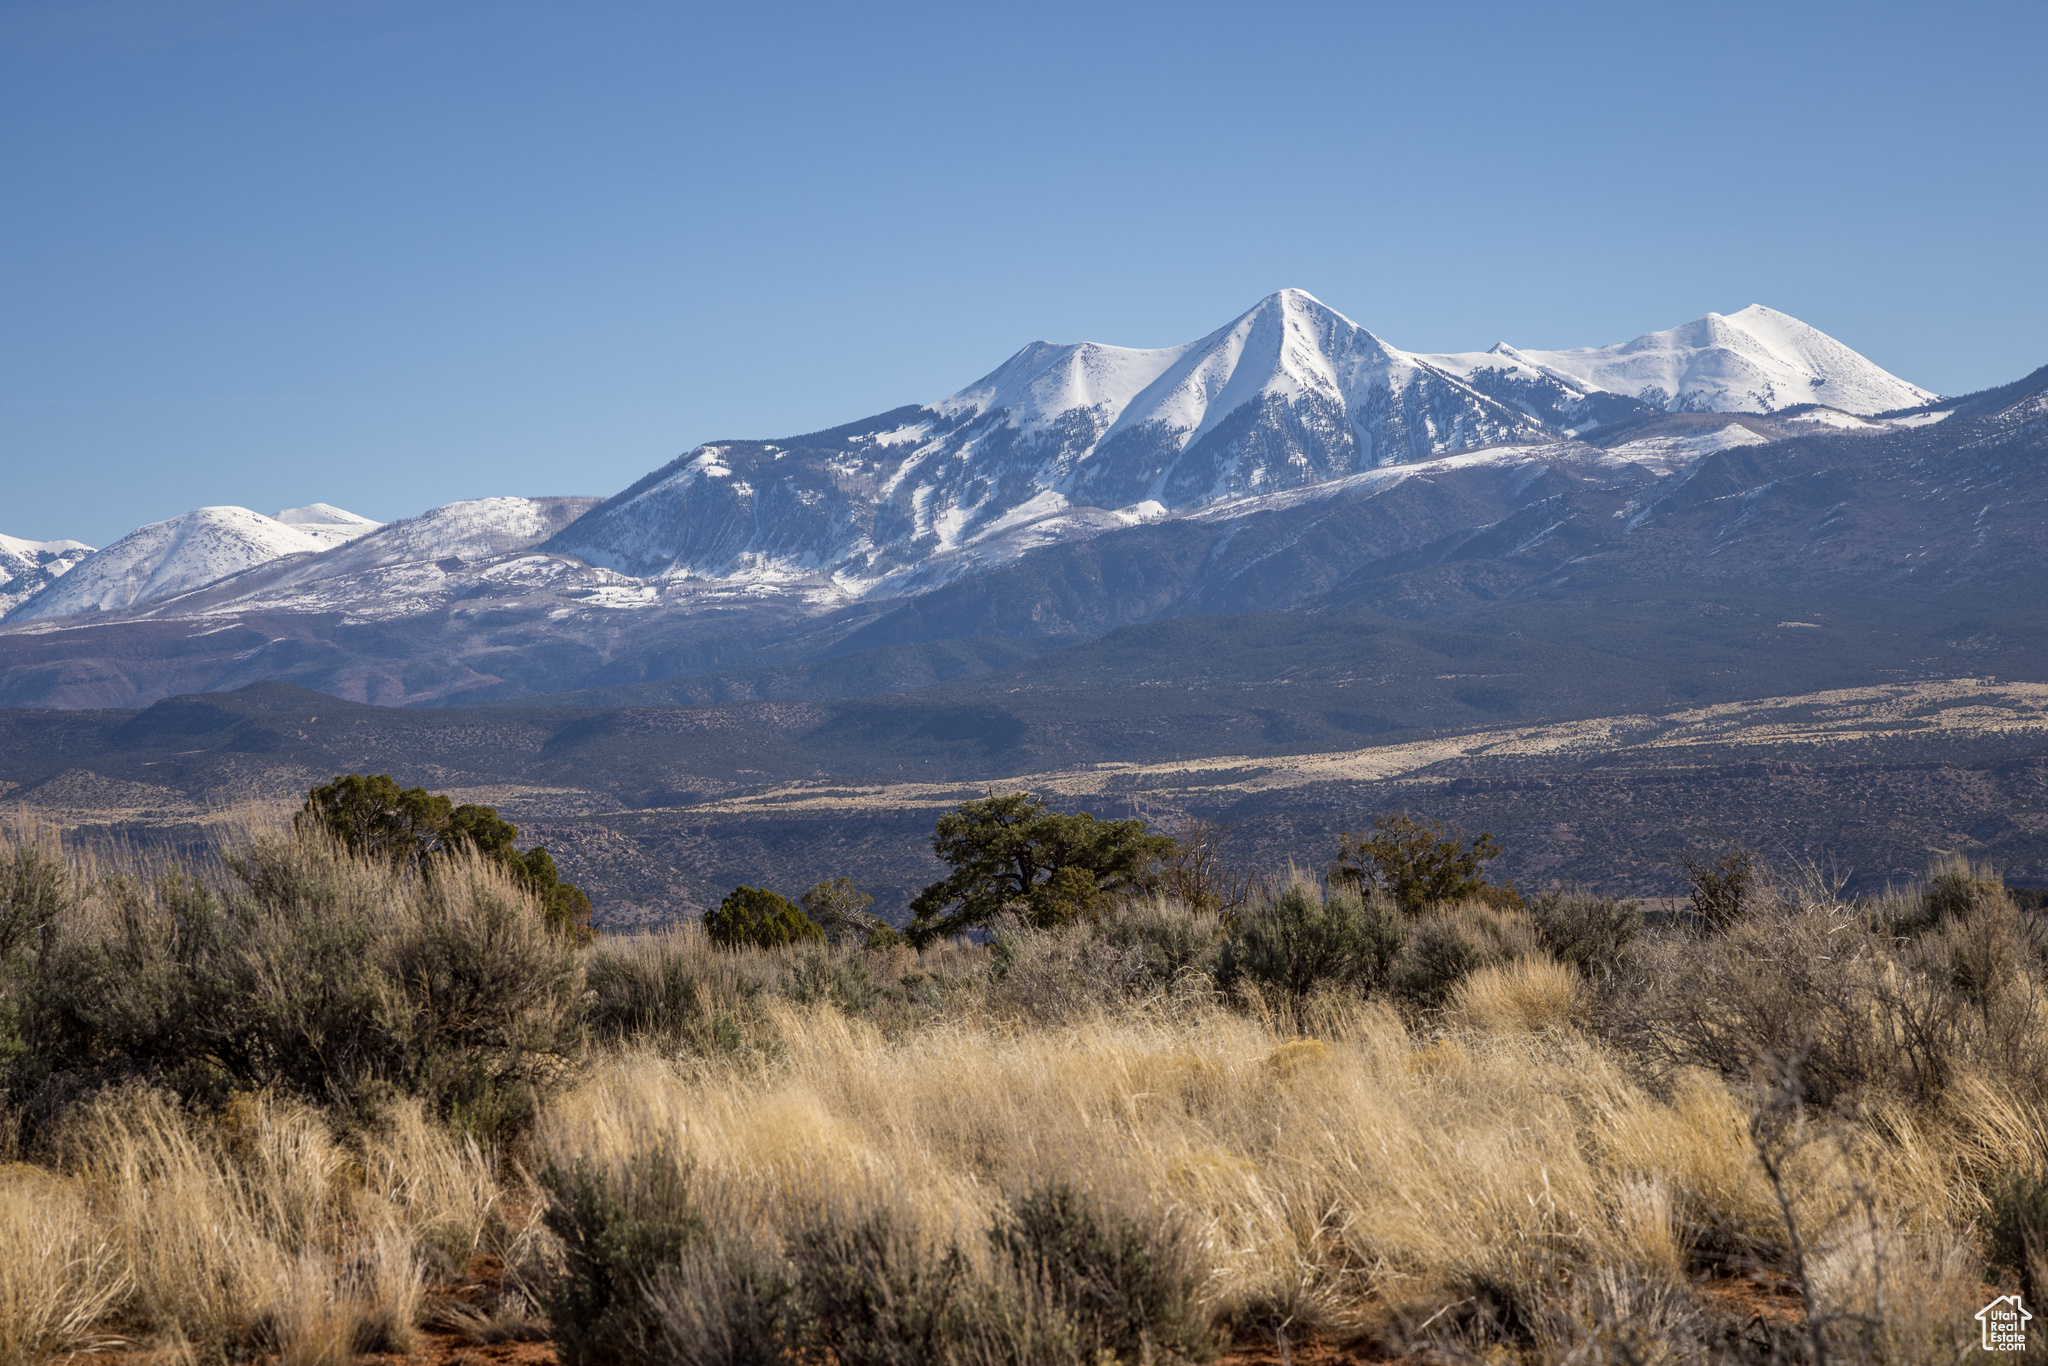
<box><xmin>1447</xmin><ymin>954</ymin><xmax>1578</xmax><ymax>1032</ymax></box>
<box><xmin>0</xmin><ymin>1162</ymin><xmax>129</xmax><ymax>1365</ymax></box>
<box><xmin>0</xmin><ymin>1088</ymin><xmax>506</xmax><ymax>1361</ymax></box>
<box><xmin>531</xmin><ymin>994</ymin><xmax>2000</xmax><ymax>1356</ymax></box>
<box><xmin>0</xmin><ymin>989</ymin><xmax>2016</xmax><ymax>1362</ymax></box>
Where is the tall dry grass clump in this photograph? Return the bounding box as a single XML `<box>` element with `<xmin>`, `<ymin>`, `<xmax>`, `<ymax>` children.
<box><xmin>0</xmin><ymin>1160</ymin><xmax>127</xmax><ymax>1366</ymax></box>
<box><xmin>2</xmin><ymin>1085</ymin><xmax>500</xmax><ymax>1360</ymax></box>
<box><xmin>539</xmin><ymin>999</ymin><xmax>1885</xmax><ymax>1359</ymax></box>
<box><xmin>528</xmin><ymin>870</ymin><xmax>2043</xmax><ymax>1362</ymax></box>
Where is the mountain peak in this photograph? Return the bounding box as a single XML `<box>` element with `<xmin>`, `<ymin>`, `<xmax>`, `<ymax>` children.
<box><xmin>273</xmin><ymin>503</ymin><xmax>383</xmax><ymax>549</ymax></box>
<box><xmin>1508</xmin><ymin>305</ymin><xmax>1935</xmax><ymax>415</ymax></box>
<box><xmin>0</xmin><ymin>533</ymin><xmax>96</xmax><ymax>617</ymax></box>
<box><xmin>275</xmin><ymin>502</ymin><xmax>378</xmax><ymax>527</ymax></box>
<box><xmin>0</xmin><ymin>533</ymin><xmax>92</xmax><ymax>557</ymax></box>
<box><xmin>1260</xmin><ymin>286</ymin><xmax>1333</xmax><ymax>311</ymax></box>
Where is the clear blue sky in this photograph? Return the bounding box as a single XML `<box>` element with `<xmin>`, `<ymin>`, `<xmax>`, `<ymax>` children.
<box><xmin>5</xmin><ymin>0</ymin><xmax>2044</xmax><ymax>546</ymax></box>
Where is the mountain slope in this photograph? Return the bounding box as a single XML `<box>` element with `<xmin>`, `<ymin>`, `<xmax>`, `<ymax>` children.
<box><xmin>0</xmin><ymin>292</ymin><xmax>1977</xmax><ymax>711</ymax></box>
<box><xmin>187</xmin><ymin>496</ymin><xmax>603</xmax><ymax>614</ymax></box>
<box><xmin>0</xmin><ymin>381</ymin><xmax>2024</xmax><ymax>711</ymax></box>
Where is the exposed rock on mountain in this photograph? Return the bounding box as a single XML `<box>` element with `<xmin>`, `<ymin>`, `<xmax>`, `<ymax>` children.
<box><xmin>0</xmin><ymin>535</ymin><xmax>94</xmax><ymax>617</ymax></box>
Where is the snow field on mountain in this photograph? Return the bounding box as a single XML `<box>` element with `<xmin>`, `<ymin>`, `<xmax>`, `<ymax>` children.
<box><xmin>274</xmin><ymin>503</ymin><xmax>384</xmax><ymax>549</ymax></box>
<box><xmin>0</xmin><ymin>534</ymin><xmax>94</xmax><ymax>559</ymax></box>
<box><xmin>1495</xmin><ymin>305</ymin><xmax>1935</xmax><ymax>416</ymax></box>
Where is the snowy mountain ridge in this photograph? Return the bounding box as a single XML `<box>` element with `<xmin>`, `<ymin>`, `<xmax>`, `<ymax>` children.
<box><xmin>0</xmin><ymin>534</ymin><xmax>93</xmax><ymax>557</ymax></box>
<box><xmin>4</xmin><ymin>291</ymin><xmax>1942</xmax><ymax>633</ymax></box>
<box><xmin>274</xmin><ymin>503</ymin><xmax>384</xmax><ymax>549</ymax></box>
<box><xmin>5</xmin><ymin>504</ymin><xmax>380</xmax><ymax>623</ymax></box>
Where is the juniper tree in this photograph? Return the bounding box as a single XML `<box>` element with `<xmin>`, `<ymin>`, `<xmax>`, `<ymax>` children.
<box><xmin>299</xmin><ymin>774</ymin><xmax>594</xmax><ymax>942</ymax></box>
<box><xmin>906</xmin><ymin>792</ymin><xmax>1177</xmax><ymax>947</ymax></box>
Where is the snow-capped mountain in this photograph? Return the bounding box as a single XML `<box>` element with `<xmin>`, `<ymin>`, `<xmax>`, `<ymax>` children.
<box><xmin>5</xmin><ymin>504</ymin><xmax>379</xmax><ymax>623</ymax></box>
<box><xmin>3</xmin><ymin>365</ymin><xmax>2039</xmax><ymax>711</ymax></box>
<box><xmin>544</xmin><ymin>290</ymin><xmax>1934</xmax><ymax>593</ymax></box>
<box><xmin>1</xmin><ymin>291</ymin><xmax>1946</xmax><ymax>650</ymax></box>
<box><xmin>0</xmin><ymin>534</ymin><xmax>95</xmax><ymax>617</ymax></box>
<box><xmin>1424</xmin><ymin>305</ymin><xmax>1935</xmax><ymax>418</ymax></box>
<box><xmin>546</xmin><ymin>290</ymin><xmax>1553</xmax><ymax>588</ymax></box>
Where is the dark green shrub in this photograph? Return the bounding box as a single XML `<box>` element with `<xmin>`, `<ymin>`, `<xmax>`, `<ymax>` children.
<box><xmin>13</xmin><ymin>833</ymin><xmax>580</xmax><ymax>1137</ymax></box>
<box><xmin>991</xmin><ymin>1182</ymin><xmax>1215</xmax><ymax>1362</ymax></box>
<box><xmin>783</xmin><ymin>946</ymin><xmax>894</xmax><ymax>1018</ymax></box>
<box><xmin>1218</xmin><ymin>883</ymin><xmax>1404</xmax><ymax>1000</ymax></box>
<box><xmin>24</xmin><ymin>858</ymin><xmax>385</xmax><ymax>1112</ymax></box>
<box><xmin>907</xmin><ymin>792</ymin><xmax>1178</xmax><ymax>945</ymax></box>
<box><xmin>542</xmin><ymin>1150</ymin><xmax>708</xmax><ymax>1366</ymax></box>
<box><xmin>1527</xmin><ymin>890</ymin><xmax>1642</xmax><ymax>975</ymax></box>
<box><xmin>1097</xmin><ymin>900</ymin><xmax>1227</xmax><ymax>990</ymax></box>
<box><xmin>300</xmin><ymin>773</ymin><xmax>593</xmax><ymax>943</ymax></box>
<box><xmin>1984</xmin><ymin>1166</ymin><xmax>2048</xmax><ymax>1304</ymax></box>
<box><xmin>0</xmin><ymin>838</ymin><xmax>64</xmax><ymax>1079</ymax></box>
<box><xmin>1330</xmin><ymin>811</ymin><xmax>1517</xmax><ymax>913</ymax></box>
<box><xmin>377</xmin><ymin>859</ymin><xmax>583</xmax><ymax>1137</ymax></box>
<box><xmin>645</xmin><ymin>1234</ymin><xmax>801</xmax><ymax>1366</ymax></box>
<box><xmin>583</xmin><ymin>929</ymin><xmax>765</xmax><ymax>1049</ymax></box>
<box><xmin>0</xmin><ymin>838</ymin><xmax>65</xmax><ymax>968</ymax></box>
<box><xmin>704</xmin><ymin>886</ymin><xmax>822</xmax><ymax>950</ymax></box>
<box><xmin>1390</xmin><ymin>917</ymin><xmax>1485</xmax><ymax>1009</ymax></box>
<box><xmin>545</xmin><ymin>1160</ymin><xmax>1220</xmax><ymax>1366</ymax></box>
<box><xmin>1604</xmin><ymin>896</ymin><xmax>2048</xmax><ymax>1113</ymax></box>
<box><xmin>1920</xmin><ymin>857</ymin><xmax>2010</xmax><ymax>930</ymax></box>
<box><xmin>519</xmin><ymin>845</ymin><xmax>597</xmax><ymax>945</ymax></box>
